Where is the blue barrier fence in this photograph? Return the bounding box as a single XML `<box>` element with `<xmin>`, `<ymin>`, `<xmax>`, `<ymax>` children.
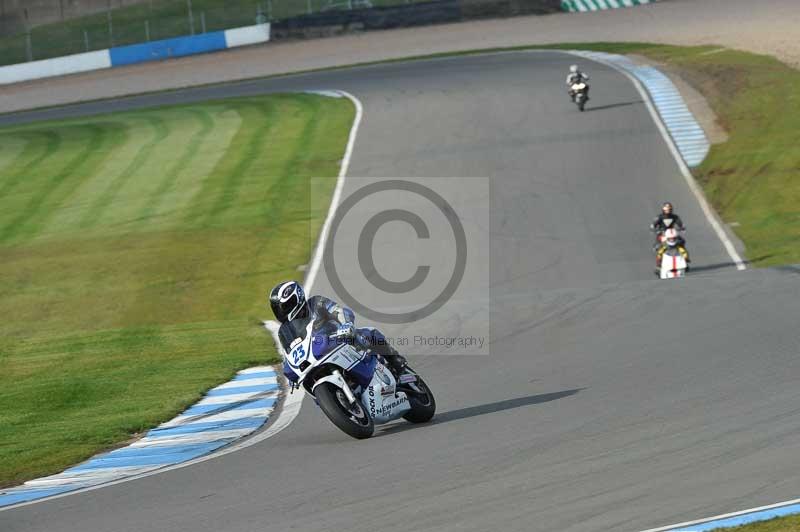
<box><xmin>109</xmin><ymin>30</ymin><xmax>227</xmax><ymax>67</ymax></box>
<box><xmin>0</xmin><ymin>23</ymin><xmax>269</xmax><ymax>85</ymax></box>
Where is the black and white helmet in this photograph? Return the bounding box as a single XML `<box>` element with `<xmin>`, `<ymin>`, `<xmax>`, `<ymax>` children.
<box><xmin>269</xmin><ymin>281</ymin><xmax>307</xmax><ymax>322</ymax></box>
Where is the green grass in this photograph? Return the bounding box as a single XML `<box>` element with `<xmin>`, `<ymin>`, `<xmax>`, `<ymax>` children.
<box><xmin>0</xmin><ymin>92</ymin><xmax>354</xmax><ymax>488</ymax></box>
<box><xmin>711</xmin><ymin>514</ymin><xmax>800</xmax><ymax>531</ymax></box>
<box><xmin>0</xmin><ymin>0</ymin><xmax>426</xmax><ymax>66</ymax></box>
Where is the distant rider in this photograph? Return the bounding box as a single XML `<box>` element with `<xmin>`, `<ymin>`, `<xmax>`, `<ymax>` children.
<box><xmin>566</xmin><ymin>64</ymin><xmax>590</xmax><ymax>101</ymax></box>
<box><xmin>655</xmin><ymin>228</ymin><xmax>690</xmax><ymax>275</ymax></box>
<box><xmin>650</xmin><ymin>201</ymin><xmax>686</xmax><ymax>249</ymax></box>
<box><xmin>269</xmin><ymin>281</ymin><xmax>407</xmax><ymax>384</ymax></box>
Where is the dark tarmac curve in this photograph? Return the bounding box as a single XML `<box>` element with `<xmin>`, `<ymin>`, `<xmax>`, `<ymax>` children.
<box><xmin>3</xmin><ymin>52</ymin><xmax>800</xmax><ymax>532</ymax></box>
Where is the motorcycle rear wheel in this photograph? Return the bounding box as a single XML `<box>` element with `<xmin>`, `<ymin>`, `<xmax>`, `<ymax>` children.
<box><xmin>401</xmin><ymin>372</ymin><xmax>436</xmax><ymax>423</ymax></box>
<box><xmin>315</xmin><ymin>382</ymin><xmax>374</xmax><ymax>439</ymax></box>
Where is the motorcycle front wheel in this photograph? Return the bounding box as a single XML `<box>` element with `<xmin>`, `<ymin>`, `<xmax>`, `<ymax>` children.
<box><xmin>315</xmin><ymin>382</ymin><xmax>374</xmax><ymax>439</ymax></box>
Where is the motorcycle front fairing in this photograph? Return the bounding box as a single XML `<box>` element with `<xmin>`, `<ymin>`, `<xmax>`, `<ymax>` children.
<box><xmin>361</xmin><ymin>363</ymin><xmax>411</xmax><ymax>424</ymax></box>
<box><xmin>660</xmin><ymin>248</ymin><xmax>688</xmax><ymax>279</ymax></box>
<box><xmin>283</xmin><ymin>321</ymin><xmax>362</xmax><ymax>381</ymax></box>
<box><xmin>282</xmin><ymin>321</ymin><xmax>412</xmax><ymax>423</ymax></box>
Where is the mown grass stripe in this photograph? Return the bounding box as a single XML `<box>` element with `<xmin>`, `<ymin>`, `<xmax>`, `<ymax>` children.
<box><xmin>0</xmin><ymin>131</ymin><xmax>61</xmax><ymax>202</ymax></box>
<box><xmin>135</xmin><ymin>109</ymin><xmax>215</xmax><ymax>227</ymax></box>
<box><xmin>0</xmin><ymin>125</ymin><xmax>117</xmax><ymax>244</ymax></box>
<box><xmin>258</xmin><ymin>97</ymin><xmax>321</xmax><ymax>226</ymax></box>
<box><xmin>78</xmin><ymin>116</ymin><xmax>168</xmax><ymax>230</ymax></box>
<box><xmin>146</xmin><ymin>106</ymin><xmax>243</xmax><ymax>229</ymax></box>
<box><xmin>181</xmin><ymin>100</ymin><xmax>276</xmax><ymax>228</ymax></box>
<box><xmin>29</xmin><ymin>124</ymin><xmax>130</xmax><ymax>240</ymax></box>
<box><xmin>204</xmin><ymin>102</ymin><xmax>277</xmax><ymax>227</ymax></box>
<box><xmin>0</xmin><ymin>136</ymin><xmax>28</xmax><ymax>177</ymax></box>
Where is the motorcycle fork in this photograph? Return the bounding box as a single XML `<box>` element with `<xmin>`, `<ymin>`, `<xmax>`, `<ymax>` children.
<box><xmin>332</xmin><ymin>369</ymin><xmax>357</xmax><ymax>405</ymax></box>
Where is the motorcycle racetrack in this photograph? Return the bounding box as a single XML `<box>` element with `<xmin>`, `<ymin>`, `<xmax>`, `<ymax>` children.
<box><xmin>3</xmin><ymin>51</ymin><xmax>800</xmax><ymax>532</ymax></box>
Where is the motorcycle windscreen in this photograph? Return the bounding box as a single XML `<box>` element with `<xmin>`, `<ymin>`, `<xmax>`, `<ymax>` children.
<box><xmin>279</xmin><ymin>318</ymin><xmax>310</xmax><ymax>353</ymax></box>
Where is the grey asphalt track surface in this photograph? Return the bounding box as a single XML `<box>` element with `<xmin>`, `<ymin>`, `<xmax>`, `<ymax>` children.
<box><xmin>3</xmin><ymin>52</ymin><xmax>800</xmax><ymax>532</ymax></box>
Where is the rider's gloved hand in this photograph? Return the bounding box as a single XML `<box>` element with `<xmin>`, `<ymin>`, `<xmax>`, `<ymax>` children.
<box><xmin>334</xmin><ymin>322</ymin><xmax>355</xmax><ymax>339</ymax></box>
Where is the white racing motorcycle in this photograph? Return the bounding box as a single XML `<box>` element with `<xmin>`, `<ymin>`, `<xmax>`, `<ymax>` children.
<box><xmin>659</xmin><ymin>248</ymin><xmax>688</xmax><ymax>279</ymax></box>
<box><xmin>282</xmin><ymin>320</ymin><xmax>436</xmax><ymax>439</ymax></box>
<box><xmin>658</xmin><ymin>228</ymin><xmax>689</xmax><ymax>279</ymax></box>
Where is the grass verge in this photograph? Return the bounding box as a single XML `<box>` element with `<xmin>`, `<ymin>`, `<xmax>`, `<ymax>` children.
<box><xmin>712</xmin><ymin>513</ymin><xmax>800</xmax><ymax>531</ymax></box>
<box><xmin>0</xmin><ymin>92</ymin><xmax>354</xmax><ymax>488</ymax></box>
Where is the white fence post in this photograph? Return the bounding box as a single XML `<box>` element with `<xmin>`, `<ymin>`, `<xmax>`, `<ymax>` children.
<box><xmin>187</xmin><ymin>0</ymin><xmax>195</xmax><ymax>35</ymax></box>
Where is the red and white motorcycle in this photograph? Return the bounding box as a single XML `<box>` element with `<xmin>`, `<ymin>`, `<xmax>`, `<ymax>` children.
<box><xmin>658</xmin><ymin>228</ymin><xmax>689</xmax><ymax>279</ymax></box>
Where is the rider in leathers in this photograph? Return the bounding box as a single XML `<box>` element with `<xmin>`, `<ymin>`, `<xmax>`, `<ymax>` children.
<box><xmin>269</xmin><ymin>281</ymin><xmax>407</xmax><ymax>384</ymax></box>
<box><xmin>650</xmin><ymin>201</ymin><xmax>687</xmax><ymax>249</ymax></box>
<box><xmin>566</xmin><ymin>65</ymin><xmax>590</xmax><ymax>101</ymax></box>
<box><xmin>651</xmin><ymin>202</ymin><xmax>690</xmax><ymax>273</ymax></box>
<box><xmin>650</xmin><ymin>202</ymin><xmax>686</xmax><ymax>235</ymax></box>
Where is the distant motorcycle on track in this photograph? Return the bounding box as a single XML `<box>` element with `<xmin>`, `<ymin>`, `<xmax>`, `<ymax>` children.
<box><xmin>570</xmin><ymin>82</ymin><xmax>589</xmax><ymax>111</ymax></box>
<box><xmin>282</xmin><ymin>319</ymin><xmax>436</xmax><ymax>439</ymax></box>
<box><xmin>656</xmin><ymin>228</ymin><xmax>690</xmax><ymax>279</ymax></box>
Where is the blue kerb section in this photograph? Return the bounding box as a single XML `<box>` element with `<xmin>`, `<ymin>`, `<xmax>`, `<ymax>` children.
<box><xmin>0</xmin><ymin>367</ymin><xmax>278</xmax><ymax>509</ymax></box>
<box><xmin>233</xmin><ymin>371</ymin><xmax>276</xmax><ymax>381</ymax></box>
<box><xmin>634</xmin><ymin>66</ymin><xmax>709</xmax><ymax>167</ymax></box>
<box><xmin>69</xmin><ymin>442</ymin><xmax>226</xmax><ymax>471</ymax></box>
<box><xmin>571</xmin><ymin>50</ymin><xmax>711</xmax><ymax>167</ymax></box>
<box><xmin>146</xmin><ymin>416</ymin><xmax>266</xmax><ymax>437</ymax></box>
<box><xmin>205</xmin><ymin>383</ymin><xmax>278</xmax><ymax>397</ymax></box>
<box><xmin>109</xmin><ymin>31</ymin><xmax>227</xmax><ymax>67</ymax></box>
<box><xmin>180</xmin><ymin>397</ymin><xmax>276</xmax><ymax>417</ymax></box>
<box><xmin>668</xmin><ymin>503</ymin><xmax>800</xmax><ymax>531</ymax></box>
<box><xmin>0</xmin><ymin>486</ymin><xmax>76</xmax><ymax>507</ymax></box>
